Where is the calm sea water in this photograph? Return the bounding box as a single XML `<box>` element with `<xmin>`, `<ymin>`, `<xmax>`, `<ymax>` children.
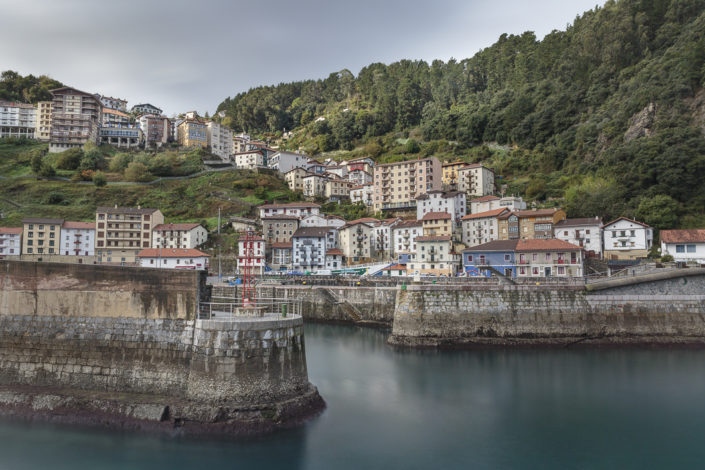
<box><xmin>1</xmin><ymin>324</ymin><xmax>705</xmax><ymax>470</ymax></box>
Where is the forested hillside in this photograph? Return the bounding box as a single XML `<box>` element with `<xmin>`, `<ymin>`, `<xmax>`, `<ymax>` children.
<box><xmin>216</xmin><ymin>0</ymin><xmax>705</xmax><ymax>229</ymax></box>
<box><xmin>0</xmin><ymin>71</ymin><xmax>63</xmax><ymax>104</ymax></box>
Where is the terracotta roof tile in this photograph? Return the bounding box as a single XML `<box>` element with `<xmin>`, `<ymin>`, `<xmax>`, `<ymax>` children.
<box><xmin>0</xmin><ymin>227</ymin><xmax>22</xmax><ymax>235</ymax></box>
<box><xmin>153</xmin><ymin>223</ymin><xmax>201</xmax><ymax>231</ymax></box>
<box><xmin>461</xmin><ymin>208</ymin><xmax>509</xmax><ymax>220</ymax></box>
<box><xmin>421</xmin><ymin>211</ymin><xmax>452</xmax><ymax>221</ymax></box>
<box><xmin>62</xmin><ymin>221</ymin><xmax>95</xmax><ymax>229</ymax></box>
<box><xmin>137</xmin><ymin>248</ymin><xmax>209</xmax><ymax>258</ymax></box>
<box><xmin>660</xmin><ymin>229</ymin><xmax>705</xmax><ymax>244</ymax></box>
<box><xmin>515</xmin><ymin>239</ymin><xmax>582</xmax><ymax>252</ymax></box>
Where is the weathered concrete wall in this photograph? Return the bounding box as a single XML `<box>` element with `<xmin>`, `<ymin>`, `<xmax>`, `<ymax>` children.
<box><xmin>0</xmin><ymin>262</ymin><xmax>322</xmax><ymax>433</ymax></box>
<box><xmin>389</xmin><ymin>282</ymin><xmax>705</xmax><ymax>347</ymax></box>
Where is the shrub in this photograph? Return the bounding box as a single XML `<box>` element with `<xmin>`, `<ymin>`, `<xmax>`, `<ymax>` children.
<box><xmin>124</xmin><ymin>162</ymin><xmax>152</xmax><ymax>182</ymax></box>
<box><xmin>55</xmin><ymin>148</ymin><xmax>83</xmax><ymax>170</ymax></box>
<box><xmin>109</xmin><ymin>153</ymin><xmax>133</xmax><ymax>172</ymax></box>
<box><xmin>93</xmin><ymin>171</ymin><xmax>107</xmax><ymax>187</ymax></box>
<box><xmin>661</xmin><ymin>254</ymin><xmax>674</xmax><ymax>262</ymax></box>
<box><xmin>38</xmin><ymin>161</ymin><xmax>56</xmax><ymax>178</ymax></box>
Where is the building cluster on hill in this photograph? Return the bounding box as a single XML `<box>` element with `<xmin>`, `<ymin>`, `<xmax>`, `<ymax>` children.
<box><xmin>0</xmin><ymin>206</ymin><xmax>210</xmax><ymax>269</ymax></box>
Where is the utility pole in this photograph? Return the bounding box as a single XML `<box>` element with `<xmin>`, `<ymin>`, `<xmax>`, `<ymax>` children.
<box><xmin>218</xmin><ymin>207</ymin><xmax>222</xmax><ymax>281</ymax></box>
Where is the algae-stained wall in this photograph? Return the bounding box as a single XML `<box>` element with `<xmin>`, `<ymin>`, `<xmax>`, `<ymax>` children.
<box><xmin>390</xmin><ymin>283</ymin><xmax>705</xmax><ymax>346</ymax></box>
<box><xmin>0</xmin><ymin>260</ymin><xmax>203</xmax><ymax>319</ymax></box>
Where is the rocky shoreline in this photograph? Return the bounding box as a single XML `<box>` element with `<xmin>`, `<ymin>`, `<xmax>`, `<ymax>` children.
<box><xmin>0</xmin><ymin>384</ymin><xmax>325</xmax><ymax>438</ymax></box>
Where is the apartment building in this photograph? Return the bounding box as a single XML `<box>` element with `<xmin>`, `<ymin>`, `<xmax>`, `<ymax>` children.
<box><xmin>60</xmin><ymin>221</ymin><xmax>95</xmax><ymax>256</ymax></box>
<box><xmin>461</xmin><ymin>208</ymin><xmax>509</xmax><ymax>247</ymax></box>
<box><xmin>338</xmin><ymin>220</ymin><xmax>375</xmax><ymax>263</ymax></box>
<box><xmin>345</xmin><ymin>157</ymin><xmax>374</xmax><ymax>174</ymax></box>
<box><xmin>100</xmin><ymin>96</ymin><xmax>127</xmax><ymax>112</ymax></box>
<box><xmin>207</xmin><ymin>121</ymin><xmax>233</xmax><ymax>161</ymax></box>
<box><xmin>237</xmin><ymin>236</ymin><xmax>266</xmax><ymax>275</ymax></box>
<box><xmin>470</xmin><ymin>195</ymin><xmax>526</xmax><ymax>214</ymax></box>
<box><xmin>102</xmin><ymin>108</ymin><xmax>130</xmax><ymax>127</ymax></box>
<box><xmin>233</xmin><ymin>150</ymin><xmax>265</xmax><ymax>169</ymax></box>
<box><xmin>372</xmin><ymin>157</ymin><xmax>442</xmax><ymax>213</ymax></box>
<box><xmin>602</xmin><ymin>217</ymin><xmax>653</xmax><ymax>260</ymax></box>
<box><xmin>497</xmin><ymin>209</ymin><xmax>567</xmax><ymax>240</ymax></box>
<box><xmin>177</xmin><ymin>119</ymin><xmax>207</xmax><ymax>148</ymax></box>
<box><xmin>48</xmin><ymin>87</ymin><xmax>102</xmax><ymax>152</ymax></box>
<box><xmin>0</xmin><ymin>101</ymin><xmax>36</xmax><ymax>139</ymax></box>
<box><xmin>347</xmin><ymin>169</ymin><xmax>373</xmax><ymax>186</ymax></box>
<box><xmin>152</xmin><ymin>223</ymin><xmax>208</xmax><ymax>249</ymax></box>
<box><xmin>22</xmin><ymin>218</ymin><xmax>63</xmax><ymax>255</ymax></box>
<box><xmin>271</xmin><ymin>242</ymin><xmax>293</xmax><ymax>271</ymax></box>
<box><xmin>0</xmin><ymin>227</ymin><xmax>22</xmax><ymax>258</ymax></box>
<box><xmin>392</xmin><ymin>220</ymin><xmax>423</xmax><ymax>256</ymax></box>
<box><xmin>291</xmin><ymin>227</ymin><xmax>328</xmax><ymax>271</ymax></box>
<box><xmin>372</xmin><ymin>218</ymin><xmax>400</xmax><ymax>260</ymax></box>
<box><xmin>300</xmin><ymin>214</ymin><xmax>346</xmax><ymax>230</ymax></box>
<box><xmin>137</xmin><ymin>248</ymin><xmax>209</xmax><ymax>270</ymax></box>
<box><xmin>303</xmin><ymin>173</ymin><xmax>327</xmax><ymax>198</ymax></box>
<box><xmin>456</xmin><ymin>164</ymin><xmax>495</xmax><ymax>197</ymax></box>
<box><xmin>285</xmin><ymin>168</ymin><xmax>309</xmax><ymax>192</ymax></box>
<box><xmin>35</xmin><ymin>101</ymin><xmax>52</xmax><ymax>141</ymax></box>
<box><xmin>95</xmin><ymin>206</ymin><xmax>164</xmax><ymax>264</ymax></box>
<box><xmin>131</xmin><ymin>103</ymin><xmax>162</xmax><ymax>115</ymax></box>
<box><xmin>99</xmin><ymin>126</ymin><xmax>142</xmax><ymax>148</ymax></box>
<box><xmin>408</xmin><ymin>236</ymin><xmax>458</xmax><ymax>277</ymax></box>
<box><xmin>262</xmin><ymin>215</ymin><xmax>299</xmax><ymax>246</ymax></box>
<box><xmin>416</xmin><ymin>190</ymin><xmax>467</xmax><ymax>222</ymax></box>
<box><xmin>232</xmin><ymin>134</ymin><xmax>251</xmax><ymax>154</ymax></box>
<box><xmin>138</xmin><ymin>114</ymin><xmax>170</xmax><ymax>147</ymax></box>
<box><xmin>554</xmin><ymin>217</ymin><xmax>603</xmax><ymax>258</ymax></box>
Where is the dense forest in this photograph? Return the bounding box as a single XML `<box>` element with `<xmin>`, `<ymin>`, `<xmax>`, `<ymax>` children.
<box><xmin>216</xmin><ymin>0</ymin><xmax>705</xmax><ymax>229</ymax></box>
<box><xmin>0</xmin><ymin>71</ymin><xmax>63</xmax><ymax>104</ymax></box>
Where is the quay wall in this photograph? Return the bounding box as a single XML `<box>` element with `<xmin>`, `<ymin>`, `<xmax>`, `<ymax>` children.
<box><xmin>0</xmin><ymin>261</ymin><xmax>322</xmax><ymax>434</ymax></box>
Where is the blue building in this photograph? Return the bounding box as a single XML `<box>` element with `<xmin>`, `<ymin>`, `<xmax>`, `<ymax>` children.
<box><xmin>462</xmin><ymin>240</ymin><xmax>518</xmax><ymax>278</ymax></box>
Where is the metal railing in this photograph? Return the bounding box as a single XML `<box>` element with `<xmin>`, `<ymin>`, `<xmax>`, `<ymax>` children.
<box><xmin>198</xmin><ymin>296</ymin><xmax>302</xmax><ymax>320</ymax></box>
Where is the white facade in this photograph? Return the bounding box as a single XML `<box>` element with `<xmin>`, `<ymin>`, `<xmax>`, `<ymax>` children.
<box><xmin>660</xmin><ymin>230</ymin><xmax>705</xmax><ymax>264</ymax></box>
<box><xmin>350</xmin><ymin>184</ymin><xmax>373</xmax><ymax>206</ymax></box>
<box><xmin>0</xmin><ymin>101</ymin><xmax>36</xmax><ymax>139</ymax></box>
<box><xmin>131</xmin><ymin>103</ymin><xmax>162</xmax><ymax>115</ymax></box>
<box><xmin>325</xmin><ymin>165</ymin><xmax>348</xmax><ymax>179</ymax></box>
<box><xmin>268</xmin><ymin>151</ymin><xmax>310</xmax><ymax>173</ymax></box>
<box><xmin>233</xmin><ymin>150</ymin><xmax>265</xmax><ymax>169</ymax></box>
<box><xmin>461</xmin><ymin>209</ymin><xmax>508</xmax><ymax>247</ymax></box>
<box><xmin>303</xmin><ymin>174</ymin><xmax>327</xmax><ymax>198</ymax></box>
<box><xmin>300</xmin><ymin>214</ymin><xmax>345</xmax><ymax>229</ymax></box>
<box><xmin>347</xmin><ymin>169</ymin><xmax>373</xmax><ymax>186</ymax></box>
<box><xmin>373</xmin><ymin>220</ymin><xmax>399</xmax><ymax>260</ymax></box>
<box><xmin>416</xmin><ymin>191</ymin><xmax>466</xmax><ymax>222</ymax></box>
<box><xmin>0</xmin><ymin>228</ymin><xmax>22</xmax><ymax>257</ymax></box>
<box><xmin>325</xmin><ymin>250</ymin><xmax>343</xmax><ymax>270</ymax></box>
<box><xmin>137</xmin><ymin>248</ymin><xmax>209</xmax><ymax>270</ymax></box>
<box><xmin>258</xmin><ymin>203</ymin><xmax>320</xmax><ymax>219</ymax></box>
<box><xmin>457</xmin><ymin>165</ymin><xmax>495</xmax><ymax>197</ymax></box>
<box><xmin>60</xmin><ymin>222</ymin><xmax>95</xmax><ymax>256</ymax></box>
<box><xmin>554</xmin><ymin>218</ymin><xmax>603</xmax><ymax>257</ymax></box>
<box><xmin>237</xmin><ymin>237</ymin><xmax>266</xmax><ymax>274</ymax></box>
<box><xmin>470</xmin><ymin>196</ymin><xmax>527</xmax><ymax>214</ymax></box>
<box><xmin>392</xmin><ymin>221</ymin><xmax>423</xmax><ymax>255</ymax></box>
<box><xmin>100</xmin><ymin>96</ymin><xmax>127</xmax><ymax>112</ymax></box>
<box><xmin>602</xmin><ymin>218</ymin><xmax>653</xmax><ymax>259</ymax></box>
<box><xmin>292</xmin><ymin>227</ymin><xmax>327</xmax><ymax>271</ymax></box>
<box><xmin>152</xmin><ymin>224</ymin><xmax>208</xmax><ymax>249</ymax></box>
<box><xmin>207</xmin><ymin>121</ymin><xmax>233</xmax><ymax>161</ymax></box>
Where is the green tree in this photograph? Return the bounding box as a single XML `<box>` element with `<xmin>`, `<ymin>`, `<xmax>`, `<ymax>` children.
<box><xmin>38</xmin><ymin>161</ymin><xmax>55</xmax><ymax>178</ymax></box>
<box><xmin>55</xmin><ymin>148</ymin><xmax>83</xmax><ymax>170</ymax></box>
<box><xmin>30</xmin><ymin>152</ymin><xmax>43</xmax><ymax>174</ymax></box>
<box><xmin>635</xmin><ymin>194</ymin><xmax>680</xmax><ymax>229</ymax></box>
<box><xmin>109</xmin><ymin>153</ymin><xmax>133</xmax><ymax>172</ymax></box>
<box><xmin>124</xmin><ymin>162</ymin><xmax>152</xmax><ymax>182</ymax></box>
<box><xmin>93</xmin><ymin>171</ymin><xmax>107</xmax><ymax>187</ymax></box>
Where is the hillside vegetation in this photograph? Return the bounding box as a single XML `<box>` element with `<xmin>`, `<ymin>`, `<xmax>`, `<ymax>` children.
<box><xmin>217</xmin><ymin>0</ymin><xmax>705</xmax><ymax>229</ymax></box>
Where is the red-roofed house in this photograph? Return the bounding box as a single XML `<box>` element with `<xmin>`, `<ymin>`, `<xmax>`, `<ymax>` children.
<box><xmin>152</xmin><ymin>223</ymin><xmax>208</xmax><ymax>249</ymax></box>
<box><xmin>325</xmin><ymin>248</ymin><xmax>343</xmax><ymax>270</ymax></box>
<box><xmin>137</xmin><ymin>248</ymin><xmax>210</xmax><ymax>270</ymax></box>
<box><xmin>660</xmin><ymin>229</ymin><xmax>705</xmax><ymax>264</ymax></box>
<box><xmin>408</xmin><ymin>235</ymin><xmax>459</xmax><ymax>276</ymax></box>
<box><xmin>461</xmin><ymin>208</ymin><xmax>510</xmax><ymax>247</ymax></box>
<box><xmin>602</xmin><ymin>217</ymin><xmax>653</xmax><ymax>261</ymax></box>
<box><xmin>0</xmin><ymin>227</ymin><xmax>22</xmax><ymax>258</ymax></box>
<box><xmin>421</xmin><ymin>211</ymin><xmax>453</xmax><ymax>238</ymax></box>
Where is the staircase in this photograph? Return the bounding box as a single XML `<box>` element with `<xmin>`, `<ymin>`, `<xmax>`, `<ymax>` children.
<box><xmin>320</xmin><ymin>288</ymin><xmax>362</xmax><ymax>322</ymax></box>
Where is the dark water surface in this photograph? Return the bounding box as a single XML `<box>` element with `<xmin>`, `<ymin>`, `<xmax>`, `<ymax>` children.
<box><xmin>1</xmin><ymin>323</ymin><xmax>705</xmax><ymax>469</ymax></box>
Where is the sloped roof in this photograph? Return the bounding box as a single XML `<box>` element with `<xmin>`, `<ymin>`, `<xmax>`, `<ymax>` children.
<box><xmin>515</xmin><ymin>239</ymin><xmax>582</xmax><ymax>252</ymax></box>
<box><xmin>660</xmin><ymin>229</ymin><xmax>705</xmax><ymax>244</ymax></box>
<box><xmin>555</xmin><ymin>217</ymin><xmax>603</xmax><ymax>227</ymax></box>
<box><xmin>416</xmin><ymin>235</ymin><xmax>452</xmax><ymax>242</ymax></box>
<box><xmin>62</xmin><ymin>221</ymin><xmax>95</xmax><ymax>230</ymax></box>
<box><xmin>461</xmin><ymin>208</ymin><xmax>509</xmax><ymax>220</ymax></box>
<box><xmin>153</xmin><ymin>223</ymin><xmax>201</xmax><ymax>231</ymax></box>
<box><xmin>470</xmin><ymin>195</ymin><xmax>500</xmax><ymax>203</ymax></box>
<box><xmin>259</xmin><ymin>202</ymin><xmax>320</xmax><ymax>209</ymax></box>
<box><xmin>0</xmin><ymin>227</ymin><xmax>22</xmax><ymax>235</ymax></box>
<box><xmin>326</xmin><ymin>249</ymin><xmax>344</xmax><ymax>256</ymax></box>
<box><xmin>421</xmin><ymin>211</ymin><xmax>452</xmax><ymax>221</ymax></box>
<box><xmin>463</xmin><ymin>240</ymin><xmax>518</xmax><ymax>252</ymax></box>
<box><xmin>23</xmin><ymin>217</ymin><xmax>64</xmax><ymax>224</ymax></box>
<box><xmin>292</xmin><ymin>227</ymin><xmax>329</xmax><ymax>238</ymax></box>
<box><xmin>603</xmin><ymin>216</ymin><xmax>651</xmax><ymax>229</ymax></box>
<box><xmin>137</xmin><ymin>248</ymin><xmax>209</xmax><ymax>258</ymax></box>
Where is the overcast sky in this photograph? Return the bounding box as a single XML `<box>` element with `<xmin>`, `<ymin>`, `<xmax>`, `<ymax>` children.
<box><xmin>3</xmin><ymin>0</ymin><xmax>605</xmax><ymax>116</ymax></box>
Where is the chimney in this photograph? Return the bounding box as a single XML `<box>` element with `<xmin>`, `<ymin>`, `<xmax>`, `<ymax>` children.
<box><xmin>137</xmin><ymin>204</ymin><xmax>141</xmax><ymax>209</ymax></box>
<box><xmin>114</xmin><ymin>204</ymin><xmax>118</xmax><ymax>209</ymax></box>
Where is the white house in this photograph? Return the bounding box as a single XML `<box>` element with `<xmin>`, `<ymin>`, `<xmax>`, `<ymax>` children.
<box><xmin>237</xmin><ymin>235</ymin><xmax>266</xmax><ymax>275</ymax></box>
<box><xmin>152</xmin><ymin>223</ymin><xmax>208</xmax><ymax>249</ymax></box>
<box><xmin>416</xmin><ymin>190</ymin><xmax>467</xmax><ymax>223</ymax></box>
<box><xmin>470</xmin><ymin>195</ymin><xmax>527</xmax><ymax>214</ymax></box>
<box><xmin>300</xmin><ymin>214</ymin><xmax>345</xmax><ymax>229</ymax></box>
<box><xmin>325</xmin><ymin>249</ymin><xmax>343</xmax><ymax>270</ymax></box>
<box><xmin>347</xmin><ymin>169</ymin><xmax>373</xmax><ymax>186</ymax></box>
<box><xmin>268</xmin><ymin>151</ymin><xmax>310</xmax><ymax>173</ymax></box>
<box><xmin>554</xmin><ymin>217</ymin><xmax>603</xmax><ymax>258</ymax></box>
<box><xmin>291</xmin><ymin>227</ymin><xmax>328</xmax><ymax>271</ymax></box>
<box><xmin>233</xmin><ymin>150</ymin><xmax>265</xmax><ymax>169</ymax></box>
<box><xmin>60</xmin><ymin>221</ymin><xmax>95</xmax><ymax>256</ymax></box>
<box><xmin>456</xmin><ymin>164</ymin><xmax>495</xmax><ymax>197</ymax></box>
<box><xmin>660</xmin><ymin>229</ymin><xmax>705</xmax><ymax>264</ymax></box>
<box><xmin>461</xmin><ymin>208</ymin><xmax>509</xmax><ymax>247</ymax></box>
<box><xmin>258</xmin><ymin>202</ymin><xmax>320</xmax><ymax>219</ymax></box>
<box><xmin>602</xmin><ymin>217</ymin><xmax>653</xmax><ymax>260</ymax></box>
<box><xmin>373</xmin><ymin>218</ymin><xmax>400</xmax><ymax>260</ymax></box>
<box><xmin>303</xmin><ymin>173</ymin><xmax>328</xmax><ymax>198</ymax></box>
<box><xmin>137</xmin><ymin>248</ymin><xmax>210</xmax><ymax>270</ymax></box>
<box><xmin>0</xmin><ymin>227</ymin><xmax>22</xmax><ymax>258</ymax></box>
<box><xmin>325</xmin><ymin>165</ymin><xmax>348</xmax><ymax>179</ymax></box>
<box><xmin>350</xmin><ymin>184</ymin><xmax>373</xmax><ymax>207</ymax></box>
<box><xmin>392</xmin><ymin>220</ymin><xmax>423</xmax><ymax>256</ymax></box>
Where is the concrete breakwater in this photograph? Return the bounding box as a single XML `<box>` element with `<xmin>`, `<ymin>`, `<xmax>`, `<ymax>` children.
<box><xmin>0</xmin><ymin>261</ymin><xmax>323</xmax><ymax>435</ymax></box>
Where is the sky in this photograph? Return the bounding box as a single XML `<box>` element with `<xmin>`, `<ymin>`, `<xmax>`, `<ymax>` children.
<box><xmin>3</xmin><ymin>0</ymin><xmax>606</xmax><ymax>116</ymax></box>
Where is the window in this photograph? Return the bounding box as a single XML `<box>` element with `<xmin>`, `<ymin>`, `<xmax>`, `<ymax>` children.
<box><xmin>676</xmin><ymin>245</ymin><xmax>685</xmax><ymax>253</ymax></box>
<box><xmin>467</xmin><ymin>255</ymin><xmax>473</xmax><ymax>262</ymax></box>
<box><xmin>504</xmin><ymin>254</ymin><xmax>510</xmax><ymax>261</ymax></box>
<box><xmin>687</xmin><ymin>245</ymin><xmax>697</xmax><ymax>253</ymax></box>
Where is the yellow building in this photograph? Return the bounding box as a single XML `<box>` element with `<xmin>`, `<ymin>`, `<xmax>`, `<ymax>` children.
<box><xmin>35</xmin><ymin>101</ymin><xmax>52</xmax><ymax>141</ymax></box>
<box><xmin>284</xmin><ymin>168</ymin><xmax>309</xmax><ymax>192</ymax></box>
<box><xmin>372</xmin><ymin>157</ymin><xmax>442</xmax><ymax>213</ymax></box>
<box><xmin>338</xmin><ymin>220</ymin><xmax>376</xmax><ymax>263</ymax></box>
<box><xmin>420</xmin><ymin>211</ymin><xmax>453</xmax><ymax>237</ymax></box>
<box><xmin>408</xmin><ymin>235</ymin><xmax>459</xmax><ymax>276</ymax></box>
<box><xmin>95</xmin><ymin>206</ymin><xmax>164</xmax><ymax>264</ymax></box>
<box><xmin>497</xmin><ymin>208</ymin><xmax>567</xmax><ymax>240</ymax></box>
<box><xmin>442</xmin><ymin>161</ymin><xmax>466</xmax><ymax>186</ymax></box>
<box><xmin>177</xmin><ymin>119</ymin><xmax>207</xmax><ymax>148</ymax></box>
<box><xmin>22</xmin><ymin>217</ymin><xmax>63</xmax><ymax>255</ymax></box>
